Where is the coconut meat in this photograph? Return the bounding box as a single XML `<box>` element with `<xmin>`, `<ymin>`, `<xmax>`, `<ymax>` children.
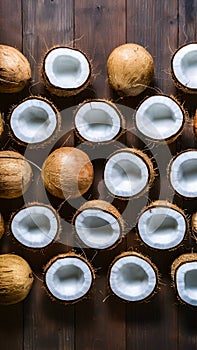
<box><xmin>138</xmin><ymin>206</ymin><xmax>186</xmax><ymax>249</ymax></box>
<box><xmin>75</xmin><ymin>208</ymin><xmax>121</xmax><ymax>249</ymax></box>
<box><xmin>104</xmin><ymin>152</ymin><xmax>149</xmax><ymax>197</ymax></box>
<box><xmin>170</xmin><ymin>151</ymin><xmax>197</xmax><ymax>197</ymax></box>
<box><xmin>45</xmin><ymin>47</ymin><xmax>90</xmax><ymax>89</ymax></box>
<box><xmin>109</xmin><ymin>255</ymin><xmax>156</xmax><ymax>301</ymax></box>
<box><xmin>176</xmin><ymin>262</ymin><xmax>197</xmax><ymax>306</ymax></box>
<box><xmin>11</xmin><ymin>206</ymin><xmax>58</xmax><ymax>248</ymax></box>
<box><xmin>135</xmin><ymin>96</ymin><xmax>183</xmax><ymax>140</ymax></box>
<box><xmin>172</xmin><ymin>44</ymin><xmax>197</xmax><ymax>89</ymax></box>
<box><xmin>10</xmin><ymin>99</ymin><xmax>57</xmax><ymax>144</ymax></box>
<box><xmin>45</xmin><ymin>257</ymin><xmax>92</xmax><ymax>301</ymax></box>
<box><xmin>75</xmin><ymin>101</ymin><xmax>121</xmax><ymax>142</ymax></box>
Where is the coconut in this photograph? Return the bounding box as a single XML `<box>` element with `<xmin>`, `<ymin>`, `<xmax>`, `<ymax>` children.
<box><xmin>0</xmin><ymin>213</ymin><xmax>4</xmax><ymax>239</ymax></box>
<box><xmin>72</xmin><ymin>200</ymin><xmax>124</xmax><ymax>249</ymax></box>
<box><xmin>171</xmin><ymin>43</ymin><xmax>197</xmax><ymax>94</ymax></box>
<box><xmin>42</xmin><ymin>147</ymin><xmax>94</xmax><ymax>199</ymax></box>
<box><xmin>42</xmin><ymin>46</ymin><xmax>91</xmax><ymax>97</ymax></box>
<box><xmin>107</xmin><ymin>43</ymin><xmax>154</xmax><ymax>96</ymax></box>
<box><xmin>104</xmin><ymin>148</ymin><xmax>154</xmax><ymax>199</ymax></box>
<box><xmin>44</xmin><ymin>253</ymin><xmax>94</xmax><ymax>303</ymax></box>
<box><xmin>169</xmin><ymin>150</ymin><xmax>197</xmax><ymax>198</ymax></box>
<box><xmin>74</xmin><ymin>99</ymin><xmax>125</xmax><ymax>143</ymax></box>
<box><xmin>0</xmin><ymin>254</ymin><xmax>34</xmax><ymax>305</ymax></box>
<box><xmin>137</xmin><ymin>201</ymin><xmax>187</xmax><ymax>250</ymax></box>
<box><xmin>0</xmin><ymin>45</ymin><xmax>31</xmax><ymax>93</ymax></box>
<box><xmin>9</xmin><ymin>96</ymin><xmax>60</xmax><ymax>147</ymax></box>
<box><xmin>10</xmin><ymin>203</ymin><xmax>60</xmax><ymax>249</ymax></box>
<box><xmin>0</xmin><ymin>151</ymin><xmax>32</xmax><ymax>199</ymax></box>
<box><xmin>135</xmin><ymin>95</ymin><xmax>185</xmax><ymax>142</ymax></box>
<box><xmin>171</xmin><ymin>253</ymin><xmax>197</xmax><ymax>306</ymax></box>
<box><xmin>109</xmin><ymin>252</ymin><xmax>158</xmax><ymax>302</ymax></box>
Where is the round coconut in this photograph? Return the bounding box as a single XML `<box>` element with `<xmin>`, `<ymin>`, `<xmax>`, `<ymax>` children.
<box><xmin>72</xmin><ymin>199</ymin><xmax>124</xmax><ymax>249</ymax></box>
<box><xmin>104</xmin><ymin>148</ymin><xmax>154</xmax><ymax>200</ymax></box>
<box><xmin>137</xmin><ymin>200</ymin><xmax>187</xmax><ymax>250</ymax></box>
<box><xmin>42</xmin><ymin>147</ymin><xmax>94</xmax><ymax>199</ymax></box>
<box><xmin>42</xmin><ymin>46</ymin><xmax>91</xmax><ymax>97</ymax></box>
<box><xmin>74</xmin><ymin>99</ymin><xmax>125</xmax><ymax>143</ymax></box>
<box><xmin>108</xmin><ymin>251</ymin><xmax>158</xmax><ymax>302</ymax></box>
<box><xmin>171</xmin><ymin>253</ymin><xmax>197</xmax><ymax>306</ymax></box>
<box><xmin>0</xmin><ymin>213</ymin><xmax>4</xmax><ymax>239</ymax></box>
<box><xmin>44</xmin><ymin>253</ymin><xmax>95</xmax><ymax>303</ymax></box>
<box><xmin>0</xmin><ymin>151</ymin><xmax>33</xmax><ymax>199</ymax></box>
<box><xmin>107</xmin><ymin>43</ymin><xmax>154</xmax><ymax>96</ymax></box>
<box><xmin>0</xmin><ymin>254</ymin><xmax>34</xmax><ymax>305</ymax></box>
<box><xmin>0</xmin><ymin>45</ymin><xmax>31</xmax><ymax>93</ymax></box>
<box><xmin>9</xmin><ymin>96</ymin><xmax>61</xmax><ymax>148</ymax></box>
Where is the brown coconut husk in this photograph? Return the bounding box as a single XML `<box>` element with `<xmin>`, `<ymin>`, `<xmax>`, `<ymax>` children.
<box><xmin>0</xmin><ymin>212</ymin><xmax>4</xmax><ymax>239</ymax></box>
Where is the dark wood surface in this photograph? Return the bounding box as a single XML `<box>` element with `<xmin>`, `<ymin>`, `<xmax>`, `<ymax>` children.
<box><xmin>0</xmin><ymin>1</ymin><xmax>197</xmax><ymax>349</ymax></box>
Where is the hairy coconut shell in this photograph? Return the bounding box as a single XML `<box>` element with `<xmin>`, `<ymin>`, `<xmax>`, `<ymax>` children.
<box><xmin>0</xmin><ymin>151</ymin><xmax>33</xmax><ymax>198</ymax></box>
<box><xmin>0</xmin><ymin>213</ymin><xmax>4</xmax><ymax>239</ymax></box>
<box><xmin>107</xmin><ymin>43</ymin><xmax>154</xmax><ymax>96</ymax></box>
<box><xmin>0</xmin><ymin>45</ymin><xmax>31</xmax><ymax>93</ymax></box>
<box><xmin>42</xmin><ymin>147</ymin><xmax>94</xmax><ymax>199</ymax></box>
<box><xmin>0</xmin><ymin>254</ymin><xmax>34</xmax><ymax>305</ymax></box>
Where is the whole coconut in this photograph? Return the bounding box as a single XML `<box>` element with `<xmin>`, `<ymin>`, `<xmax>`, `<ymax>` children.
<box><xmin>42</xmin><ymin>147</ymin><xmax>94</xmax><ymax>199</ymax></box>
<box><xmin>107</xmin><ymin>43</ymin><xmax>154</xmax><ymax>96</ymax></box>
<box><xmin>0</xmin><ymin>45</ymin><xmax>31</xmax><ymax>93</ymax></box>
<box><xmin>0</xmin><ymin>254</ymin><xmax>34</xmax><ymax>305</ymax></box>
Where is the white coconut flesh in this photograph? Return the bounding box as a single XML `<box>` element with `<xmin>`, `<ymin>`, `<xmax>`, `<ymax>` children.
<box><xmin>11</xmin><ymin>206</ymin><xmax>58</xmax><ymax>248</ymax></box>
<box><xmin>109</xmin><ymin>255</ymin><xmax>156</xmax><ymax>301</ymax></box>
<box><xmin>44</xmin><ymin>48</ymin><xmax>90</xmax><ymax>89</ymax></box>
<box><xmin>75</xmin><ymin>101</ymin><xmax>121</xmax><ymax>142</ymax></box>
<box><xmin>75</xmin><ymin>208</ymin><xmax>121</xmax><ymax>249</ymax></box>
<box><xmin>10</xmin><ymin>99</ymin><xmax>57</xmax><ymax>144</ymax></box>
<box><xmin>172</xmin><ymin>44</ymin><xmax>197</xmax><ymax>89</ymax></box>
<box><xmin>170</xmin><ymin>151</ymin><xmax>197</xmax><ymax>197</ymax></box>
<box><xmin>135</xmin><ymin>95</ymin><xmax>183</xmax><ymax>140</ymax></box>
<box><xmin>104</xmin><ymin>152</ymin><xmax>149</xmax><ymax>198</ymax></box>
<box><xmin>176</xmin><ymin>262</ymin><xmax>197</xmax><ymax>306</ymax></box>
<box><xmin>138</xmin><ymin>206</ymin><xmax>186</xmax><ymax>249</ymax></box>
<box><xmin>45</xmin><ymin>257</ymin><xmax>92</xmax><ymax>301</ymax></box>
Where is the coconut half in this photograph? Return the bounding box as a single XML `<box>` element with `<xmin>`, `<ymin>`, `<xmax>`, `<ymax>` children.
<box><xmin>11</xmin><ymin>203</ymin><xmax>60</xmax><ymax>249</ymax></box>
<box><xmin>169</xmin><ymin>150</ymin><xmax>197</xmax><ymax>198</ymax></box>
<box><xmin>42</xmin><ymin>46</ymin><xmax>91</xmax><ymax>96</ymax></box>
<box><xmin>0</xmin><ymin>212</ymin><xmax>4</xmax><ymax>239</ymax></box>
<box><xmin>74</xmin><ymin>100</ymin><xmax>124</xmax><ymax>143</ymax></box>
<box><xmin>73</xmin><ymin>200</ymin><xmax>124</xmax><ymax>249</ymax></box>
<box><xmin>9</xmin><ymin>97</ymin><xmax>60</xmax><ymax>147</ymax></box>
<box><xmin>171</xmin><ymin>43</ymin><xmax>197</xmax><ymax>93</ymax></box>
<box><xmin>171</xmin><ymin>254</ymin><xmax>197</xmax><ymax>306</ymax></box>
<box><xmin>44</xmin><ymin>253</ymin><xmax>94</xmax><ymax>303</ymax></box>
<box><xmin>109</xmin><ymin>252</ymin><xmax>157</xmax><ymax>302</ymax></box>
<box><xmin>137</xmin><ymin>201</ymin><xmax>187</xmax><ymax>250</ymax></box>
<box><xmin>135</xmin><ymin>95</ymin><xmax>184</xmax><ymax>142</ymax></box>
<box><xmin>104</xmin><ymin>148</ymin><xmax>154</xmax><ymax>199</ymax></box>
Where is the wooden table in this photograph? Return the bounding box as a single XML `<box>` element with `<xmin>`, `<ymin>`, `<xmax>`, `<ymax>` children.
<box><xmin>0</xmin><ymin>1</ymin><xmax>197</xmax><ymax>349</ymax></box>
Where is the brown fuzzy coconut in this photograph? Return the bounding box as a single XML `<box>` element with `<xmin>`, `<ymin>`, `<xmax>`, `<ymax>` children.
<box><xmin>0</xmin><ymin>213</ymin><xmax>4</xmax><ymax>239</ymax></box>
<box><xmin>107</xmin><ymin>43</ymin><xmax>154</xmax><ymax>96</ymax></box>
<box><xmin>42</xmin><ymin>147</ymin><xmax>94</xmax><ymax>199</ymax></box>
<box><xmin>0</xmin><ymin>151</ymin><xmax>33</xmax><ymax>199</ymax></box>
<box><xmin>0</xmin><ymin>254</ymin><xmax>34</xmax><ymax>305</ymax></box>
<box><xmin>0</xmin><ymin>45</ymin><xmax>31</xmax><ymax>93</ymax></box>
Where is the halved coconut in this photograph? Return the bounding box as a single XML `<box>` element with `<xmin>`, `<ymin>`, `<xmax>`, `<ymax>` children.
<box><xmin>10</xmin><ymin>203</ymin><xmax>60</xmax><ymax>249</ymax></box>
<box><xmin>169</xmin><ymin>150</ymin><xmax>197</xmax><ymax>198</ymax></box>
<box><xmin>44</xmin><ymin>253</ymin><xmax>94</xmax><ymax>303</ymax></box>
<box><xmin>42</xmin><ymin>46</ymin><xmax>91</xmax><ymax>96</ymax></box>
<box><xmin>104</xmin><ymin>148</ymin><xmax>154</xmax><ymax>199</ymax></box>
<box><xmin>171</xmin><ymin>43</ymin><xmax>197</xmax><ymax>93</ymax></box>
<box><xmin>109</xmin><ymin>252</ymin><xmax>158</xmax><ymax>302</ymax></box>
<box><xmin>72</xmin><ymin>200</ymin><xmax>124</xmax><ymax>249</ymax></box>
<box><xmin>0</xmin><ymin>212</ymin><xmax>4</xmax><ymax>239</ymax></box>
<box><xmin>74</xmin><ymin>99</ymin><xmax>124</xmax><ymax>143</ymax></box>
<box><xmin>9</xmin><ymin>96</ymin><xmax>60</xmax><ymax>147</ymax></box>
<box><xmin>137</xmin><ymin>201</ymin><xmax>187</xmax><ymax>250</ymax></box>
<box><xmin>135</xmin><ymin>95</ymin><xmax>184</xmax><ymax>142</ymax></box>
<box><xmin>171</xmin><ymin>253</ymin><xmax>197</xmax><ymax>306</ymax></box>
